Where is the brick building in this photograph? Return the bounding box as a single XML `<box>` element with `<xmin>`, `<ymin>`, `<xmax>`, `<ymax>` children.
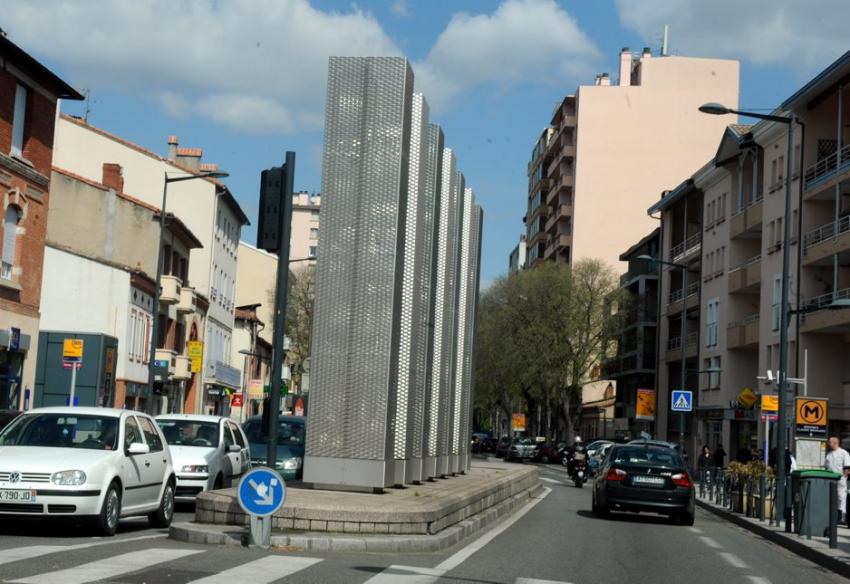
<box><xmin>0</xmin><ymin>35</ymin><xmax>82</xmax><ymax>409</ymax></box>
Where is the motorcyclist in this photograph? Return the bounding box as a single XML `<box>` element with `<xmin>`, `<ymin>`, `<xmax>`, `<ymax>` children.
<box><xmin>568</xmin><ymin>437</ymin><xmax>587</xmax><ymax>477</ymax></box>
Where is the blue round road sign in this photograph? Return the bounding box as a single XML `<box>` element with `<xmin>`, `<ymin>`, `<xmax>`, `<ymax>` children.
<box><xmin>237</xmin><ymin>467</ymin><xmax>286</xmax><ymax>517</ymax></box>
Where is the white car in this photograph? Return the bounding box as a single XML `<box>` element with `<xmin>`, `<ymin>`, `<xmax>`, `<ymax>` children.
<box><xmin>155</xmin><ymin>414</ymin><xmax>250</xmax><ymax>502</ymax></box>
<box><xmin>0</xmin><ymin>407</ymin><xmax>175</xmax><ymax>536</ymax></box>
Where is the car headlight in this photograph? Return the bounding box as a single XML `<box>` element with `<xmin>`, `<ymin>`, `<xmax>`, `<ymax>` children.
<box><xmin>181</xmin><ymin>465</ymin><xmax>209</xmax><ymax>473</ymax></box>
<box><xmin>282</xmin><ymin>457</ymin><xmax>302</xmax><ymax>470</ymax></box>
<box><xmin>51</xmin><ymin>470</ymin><xmax>87</xmax><ymax>486</ymax></box>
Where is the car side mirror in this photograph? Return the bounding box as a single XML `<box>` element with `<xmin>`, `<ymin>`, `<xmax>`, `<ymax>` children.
<box><xmin>127</xmin><ymin>442</ymin><xmax>150</xmax><ymax>455</ymax></box>
<box><xmin>228</xmin><ymin>444</ymin><xmax>241</xmax><ymax>453</ymax></box>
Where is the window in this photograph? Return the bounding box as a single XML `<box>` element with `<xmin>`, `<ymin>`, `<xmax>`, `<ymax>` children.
<box><xmin>772</xmin><ymin>274</ymin><xmax>781</xmax><ymax>331</ymax></box>
<box><xmin>709</xmin><ymin>356</ymin><xmax>721</xmax><ymax>388</ymax></box>
<box><xmin>721</xmin><ymin>193</ymin><xmax>727</xmax><ymax>219</ymax></box>
<box><xmin>778</xmin><ymin>155</ymin><xmax>785</xmax><ymax>182</ymax></box>
<box><xmin>768</xmin><ymin>221</ymin><xmax>775</xmax><ymax>252</ymax></box>
<box><xmin>776</xmin><ymin>217</ymin><xmax>783</xmax><ymax>248</ymax></box>
<box><xmin>309</xmin><ymin>227</ymin><xmax>318</xmax><ymax>240</ymax></box>
<box><xmin>770</xmin><ymin>159</ymin><xmax>778</xmax><ymax>186</ymax></box>
<box><xmin>223</xmin><ymin>424</ymin><xmax>235</xmax><ymax>448</ymax></box>
<box><xmin>229</xmin><ymin>422</ymin><xmax>246</xmax><ymax>448</ymax></box>
<box><xmin>706</xmin><ymin>299</ymin><xmax>719</xmax><ymax>347</ymax></box>
<box><xmin>124</xmin><ymin>417</ymin><xmax>142</xmax><ymax>451</ymax></box>
<box><xmin>137</xmin><ymin>416</ymin><xmax>164</xmax><ymax>452</ymax></box>
<box><xmin>11</xmin><ymin>84</ymin><xmax>27</xmax><ymax>157</ymax></box>
<box><xmin>310</xmin><ymin>209</ymin><xmax>319</xmax><ymax>222</ymax></box>
<box><xmin>2</xmin><ymin>206</ymin><xmax>21</xmax><ymax>280</ymax></box>
<box><xmin>309</xmin><ymin>246</ymin><xmax>317</xmax><ymax>258</ymax></box>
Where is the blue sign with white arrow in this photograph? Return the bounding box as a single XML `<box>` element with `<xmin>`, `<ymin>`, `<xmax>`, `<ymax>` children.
<box><xmin>237</xmin><ymin>467</ymin><xmax>286</xmax><ymax>517</ymax></box>
<box><xmin>671</xmin><ymin>390</ymin><xmax>693</xmax><ymax>412</ymax></box>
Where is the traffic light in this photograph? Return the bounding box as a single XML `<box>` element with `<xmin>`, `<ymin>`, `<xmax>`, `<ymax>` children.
<box><xmin>257</xmin><ymin>164</ymin><xmax>292</xmax><ymax>252</ymax></box>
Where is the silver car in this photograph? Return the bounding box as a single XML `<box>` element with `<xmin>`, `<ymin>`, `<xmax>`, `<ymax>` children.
<box><xmin>507</xmin><ymin>437</ymin><xmax>536</xmax><ymax>462</ymax></box>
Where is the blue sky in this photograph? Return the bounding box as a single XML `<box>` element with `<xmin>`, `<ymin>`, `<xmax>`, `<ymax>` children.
<box><xmin>4</xmin><ymin>0</ymin><xmax>849</xmax><ymax>285</ymax></box>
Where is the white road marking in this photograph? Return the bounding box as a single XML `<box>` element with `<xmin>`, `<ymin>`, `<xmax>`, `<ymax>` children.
<box><xmin>699</xmin><ymin>536</ymin><xmax>722</xmax><ymax>549</ymax></box>
<box><xmin>516</xmin><ymin>579</ymin><xmax>574</xmax><ymax>584</ymax></box>
<box><xmin>187</xmin><ymin>555</ymin><xmax>323</xmax><ymax>583</ymax></box>
<box><xmin>364</xmin><ymin>487</ymin><xmax>553</xmax><ymax>583</ymax></box>
<box><xmin>10</xmin><ymin>547</ymin><xmax>203</xmax><ymax>584</ymax></box>
<box><xmin>540</xmin><ymin>477</ymin><xmax>565</xmax><ymax>485</ymax></box>
<box><xmin>718</xmin><ymin>552</ymin><xmax>750</xmax><ymax>569</ymax></box>
<box><xmin>688</xmin><ymin>527</ymin><xmax>704</xmax><ymax>534</ymax></box>
<box><xmin>0</xmin><ymin>534</ymin><xmax>165</xmax><ymax>566</ymax></box>
<box><xmin>745</xmin><ymin>577</ymin><xmax>771</xmax><ymax>584</ymax></box>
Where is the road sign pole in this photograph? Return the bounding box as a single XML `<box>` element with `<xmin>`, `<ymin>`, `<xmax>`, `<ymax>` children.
<box><xmin>237</xmin><ymin>467</ymin><xmax>286</xmax><ymax>549</ymax></box>
<box><xmin>69</xmin><ymin>363</ymin><xmax>77</xmax><ymax>407</ymax></box>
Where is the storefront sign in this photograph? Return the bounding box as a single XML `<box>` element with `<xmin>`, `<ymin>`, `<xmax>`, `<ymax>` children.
<box><xmin>294</xmin><ymin>397</ymin><xmax>305</xmax><ymax>416</ymax></box>
<box><xmin>796</xmin><ymin>397</ymin><xmax>828</xmax><ymax>438</ymax></box>
<box><xmin>187</xmin><ymin>341</ymin><xmax>203</xmax><ymax>373</ymax></box>
<box><xmin>736</xmin><ymin>387</ymin><xmax>757</xmax><ymax>409</ymax></box>
<box><xmin>231</xmin><ymin>394</ymin><xmax>244</xmax><ymax>407</ymax></box>
<box><xmin>247</xmin><ymin>379</ymin><xmax>265</xmax><ymax>399</ymax></box>
<box><xmin>635</xmin><ymin>389</ymin><xmax>656</xmax><ymax>421</ymax></box>
<box><xmin>511</xmin><ymin>413</ymin><xmax>526</xmax><ymax>432</ymax></box>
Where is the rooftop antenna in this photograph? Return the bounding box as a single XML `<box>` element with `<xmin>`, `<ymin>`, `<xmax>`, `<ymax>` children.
<box><xmin>662</xmin><ymin>24</ymin><xmax>669</xmax><ymax>56</ymax></box>
<box><xmin>83</xmin><ymin>88</ymin><xmax>92</xmax><ymax>122</ymax></box>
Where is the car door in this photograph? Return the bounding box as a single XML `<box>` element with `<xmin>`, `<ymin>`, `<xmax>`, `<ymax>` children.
<box><xmin>228</xmin><ymin>421</ymin><xmax>250</xmax><ymax>474</ymax></box>
<box><xmin>120</xmin><ymin>415</ymin><xmax>146</xmax><ymax>509</ymax></box>
<box><xmin>136</xmin><ymin>415</ymin><xmax>168</xmax><ymax>508</ymax></box>
<box><xmin>221</xmin><ymin>422</ymin><xmax>240</xmax><ymax>485</ymax></box>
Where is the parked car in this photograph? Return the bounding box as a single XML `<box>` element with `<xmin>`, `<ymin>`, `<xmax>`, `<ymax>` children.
<box><xmin>482</xmin><ymin>437</ymin><xmax>498</xmax><ymax>453</ymax></box>
<box><xmin>592</xmin><ymin>443</ymin><xmax>695</xmax><ymax>525</ymax></box>
<box><xmin>507</xmin><ymin>437</ymin><xmax>536</xmax><ymax>462</ymax></box>
<box><xmin>588</xmin><ymin>442</ymin><xmax>614</xmax><ymax>476</ymax></box>
<box><xmin>0</xmin><ymin>407</ymin><xmax>175</xmax><ymax>535</ymax></box>
<box><xmin>494</xmin><ymin>437</ymin><xmax>512</xmax><ymax>458</ymax></box>
<box><xmin>532</xmin><ymin>443</ymin><xmax>560</xmax><ymax>464</ymax></box>
<box><xmin>586</xmin><ymin>439</ymin><xmax>613</xmax><ymax>458</ymax></box>
<box><xmin>0</xmin><ymin>410</ymin><xmax>21</xmax><ymax>431</ymax></box>
<box><xmin>242</xmin><ymin>415</ymin><xmax>306</xmax><ymax>481</ymax></box>
<box><xmin>155</xmin><ymin>414</ymin><xmax>251</xmax><ymax>502</ymax></box>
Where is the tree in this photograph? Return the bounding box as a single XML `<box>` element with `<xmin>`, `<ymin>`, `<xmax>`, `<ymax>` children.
<box><xmin>473</xmin><ymin>259</ymin><xmax>623</xmax><ymax>442</ymax></box>
<box><xmin>268</xmin><ymin>265</ymin><xmax>315</xmax><ymax>393</ymax></box>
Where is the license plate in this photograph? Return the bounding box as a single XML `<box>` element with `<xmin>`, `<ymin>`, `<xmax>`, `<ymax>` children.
<box><xmin>577</xmin><ymin>471</ymin><xmax>584</xmax><ymax>478</ymax></box>
<box><xmin>0</xmin><ymin>489</ymin><xmax>35</xmax><ymax>502</ymax></box>
<box><xmin>632</xmin><ymin>475</ymin><xmax>665</xmax><ymax>486</ymax></box>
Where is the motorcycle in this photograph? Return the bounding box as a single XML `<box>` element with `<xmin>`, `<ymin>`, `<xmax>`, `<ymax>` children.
<box><xmin>570</xmin><ymin>459</ymin><xmax>587</xmax><ymax>488</ymax></box>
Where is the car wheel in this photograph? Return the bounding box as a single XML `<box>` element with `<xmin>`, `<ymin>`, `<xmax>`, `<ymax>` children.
<box><xmin>96</xmin><ymin>482</ymin><xmax>121</xmax><ymax>536</ymax></box>
<box><xmin>213</xmin><ymin>474</ymin><xmax>223</xmax><ymax>490</ymax></box>
<box><xmin>678</xmin><ymin>511</ymin><xmax>695</xmax><ymax>526</ymax></box>
<box><xmin>148</xmin><ymin>480</ymin><xmax>175</xmax><ymax>528</ymax></box>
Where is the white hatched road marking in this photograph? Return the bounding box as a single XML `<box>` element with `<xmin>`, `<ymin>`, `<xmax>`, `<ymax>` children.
<box><xmin>187</xmin><ymin>555</ymin><xmax>323</xmax><ymax>584</ymax></box>
<box><xmin>364</xmin><ymin>487</ymin><xmax>553</xmax><ymax>583</ymax></box>
<box><xmin>718</xmin><ymin>552</ymin><xmax>750</xmax><ymax>569</ymax></box>
<box><xmin>515</xmin><ymin>579</ymin><xmax>573</xmax><ymax>584</ymax></box>
<box><xmin>699</xmin><ymin>536</ymin><xmax>722</xmax><ymax>549</ymax></box>
<box><xmin>0</xmin><ymin>534</ymin><xmax>165</xmax><ymax>566</ymax></box>
<box><xmin>10</xmin><ymin>547</ymin><xmax>203</xmax><ymax>584</ymax></box>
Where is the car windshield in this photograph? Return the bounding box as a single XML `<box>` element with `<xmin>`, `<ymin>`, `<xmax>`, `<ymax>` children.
<box><xmin>611</xmin><ymin>447</ymin><xmax>681</xmax><ymax>468</ymax></box>
<box><xmin>243</xmin><ymin>420</ymin><xmax>305</xmax><ymax>446</ymax></box>
<box><xmin>516</xmin><ymin>438</ymin><xmax>533</xmax><ymax>445</ymax></box>
<box><xmin>0</xmin><ymin>413</ymin><xmax>119</xmax><ymax>450</ymax></box>
<box><xmin>156</xmin><ymin>420</ymin><xmax>220</xmax><ymax>447</ymax></box>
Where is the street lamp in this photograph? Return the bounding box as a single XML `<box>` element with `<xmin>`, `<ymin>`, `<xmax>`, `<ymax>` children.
<box><xmin>637</xmin><ymin>254</ymin><xmax>690</xmax><ymax>451</ymax></box>
<box><xmin>147</xmin><ymin>170</ymin><xmax>229</xmax><ymax>416</ymax></box>
<box><xmin>699</xmin><ymin>101</ymin><xmax>797</xmax><ymax>525</ymax></box>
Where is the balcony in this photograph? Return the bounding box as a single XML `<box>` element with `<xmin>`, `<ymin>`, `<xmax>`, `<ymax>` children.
<box><xmin>667</xmin><ymin>281</ymin><xmax>699</xmax><ymax>315</ymax></box>
<box><xmin>544</xmin><ymin>205</ymin><xmax>572</xmax><ymax>234</ymax></box>
<box><xmin>804</xmin><ymin>144</ymin><xmax>850</xmax><ymax>199</ymax></box>
<box><xmin>665</xmin><ymin>332</ymin><xmax>698</xmax><ymax>361</ymax></box>
<box><xmin>160</xmin><ymin>275</ymin><xmax>181</xmax><ymax>305</ymax></box>
<box><xmin>547</xmin><ymin>174</ymin><xmax>574</xmax><ymax>200</ymax></box>
<box><xmin>728</xmin><ymin>255</ymin><xmax>761</xmax><ymax>293</ymax></box>
<box><xmin>800</xmin><ymin>287</ymin><xmax>850</xmax><ymax>333</ymax></box>
<box><xmin>155</xmin><ymin>349</ymin><xmax>177</xmax><ymax>376</ymax></box>
<box><xmin>730</xmin><ymin>197</ymin><xmax>764</xmax><ymax>239</ymax></box>
<box><xmin>802</xmin><ymin>215</ymin><xmax>850</xmax><ymax>266</ymax></box>
<box><xmin>670</xmin><ymin>233</ymin><xmax>701</xmax><ymax>264</ymax></box>
<box><xmin>727</xmin><ymin>314</ymin><xmax>759</xmax><ymax>349</ymax></box>
<box><xmin>177</xmin><ymin>286</ymin><xmax>195</xmax><ymax>313</ymax></box>
<box><xmin>173</xmin><ymin>355</ymin><xmax>192</xmax><ymax>380</ymax></box>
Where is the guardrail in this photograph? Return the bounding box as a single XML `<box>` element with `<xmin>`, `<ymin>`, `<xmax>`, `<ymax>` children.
<box><xmin>803</xmin><ymin>215</ymin><xmax>850</xmax><ymax>250</ymax></box>
<box><xmin>670</xmin><ymin>233</ymin><xmax>701</xmax><ymax>262</ymax></box>
<box><xmin>667</xmin><ymin>332</ymin><xmax>698</xmax><ymax>350</ymax></box>
<box><xmin>804</xmin><ymin>143</ymin><xmax>850</xmax><ymax>191</ymax></box>
<box><xmin>728</xmin><ymin>254</ymin><xmax>761</xmax><ymax>274</ymax></box>
<box><xmin>728</xmin><ymin>313</ymin><xmax>760</xmax><ymax>328</ymax></box>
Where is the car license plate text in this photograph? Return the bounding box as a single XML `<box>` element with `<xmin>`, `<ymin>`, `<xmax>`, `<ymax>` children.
<box><xmin>632</xmin><ymin>475</ymin><xmax>664</xmax><ymax>486</ymax></box>
<box><xmin>0</xmin><ymin>489</ymin><xmax>35</xmax><ymax>502</ymax></box>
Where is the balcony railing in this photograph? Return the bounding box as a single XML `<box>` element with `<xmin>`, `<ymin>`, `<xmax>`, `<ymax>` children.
<box><xmin>801</xmin><ymin>286</ymin><xmax>850</xmax><ymax>315</ymax></box>
<box><xmin>803</xmin><ymin>215</ymin><xmax>850</xmax><ymax>250</ymax></box>
<box><xmin>667</xmin><ymin>281</ymin><xmax>699</xmax><ymax>305</ymax></box>
<box><xmin>728</xmin><ymin>254</ymin><xmax>761</xmax><ymax>274</ymax></box>
<box><xmin>804</xmin><ymin>143</ymin><xmax>850</xmax><ymax>191</ymax></box>
<box><xmin>728</xmin><ymin>313</ymin><xmax>760</xmax><ymax>329</ymax></box>
<box><xmin>670</xmin><ymin>233</ymin><xmax>701</xmax><ymax>263</ymax></box>
<box><xmin>667</xmin><ymin>332</ymin><xmax>698</xmax><ymax>351</ymax></box>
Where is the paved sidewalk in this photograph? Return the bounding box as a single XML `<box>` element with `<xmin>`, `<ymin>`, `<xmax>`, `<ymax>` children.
<box><xmin>696</xmin><ymin>494</ymin><xmax>850</xmax><ymax>578</ymax></box>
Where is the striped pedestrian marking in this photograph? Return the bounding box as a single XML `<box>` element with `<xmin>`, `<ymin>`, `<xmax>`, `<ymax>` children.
<box><xmin>0</xmin><ymin>534</ymin><xmax>165</xmax><ymax>567</ymax></box>
<box><xmin>187</xmin><ymin>555</ymin><xmax>323</xmax><ymax>584</ymax></box>
<box><xmin>10</xmin><ymin>548</ymin><xmax>203</xmax><ymax>584</ymax></box>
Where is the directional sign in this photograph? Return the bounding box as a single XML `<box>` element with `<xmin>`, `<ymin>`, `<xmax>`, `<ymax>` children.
<box><xmin>761</xmin><ymin>395</ymin><xmax>779</xmax><ymax>413</ymax></box>
<box><xmin>237</xmin><ymin>467</ymin><xmax>286</xmax><ymax>517</ymax></box>
<box><xmin>796</xmin><ymin>397</ymin><xmax>828</xmax><ymax>438</ymax></box>
<box><xmin>671</xmin><ymin>390</ymin><xmax>693</xmax><ymax>412</ymax></box>
<box><xmin>62</xmin><ymin>338</ymin><xmax>84</xmax><ymax>361</ymax></box>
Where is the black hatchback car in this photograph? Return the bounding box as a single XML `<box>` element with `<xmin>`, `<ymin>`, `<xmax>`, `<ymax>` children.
<box><xmin>592</xmin><ymin>443</ymin><xmax>695</xmax><ymax>525</ymax></box>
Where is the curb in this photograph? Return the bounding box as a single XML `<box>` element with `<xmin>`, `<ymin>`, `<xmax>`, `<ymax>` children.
<box><xmin>170</xmin><ymin>482</ymin><xmax>544</xmax><ymax>553</ymax></box>
<box><xmin>695</xmin><ymin>498</ymin><xmax>850</xmax><ymax>579</ymax></box>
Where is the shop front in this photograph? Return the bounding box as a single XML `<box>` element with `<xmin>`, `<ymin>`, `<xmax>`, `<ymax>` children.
<box><xmin>0</xmin><ymin>327</ymin><xmax>27</xmax><ymax>410</ymax></box>
<box><xmin>204</xmin><ymin>360</ymin><xmax>241</xmax><ymax>416</ymax></box>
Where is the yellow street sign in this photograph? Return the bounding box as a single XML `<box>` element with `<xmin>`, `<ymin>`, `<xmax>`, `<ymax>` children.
<box><xmin>187</xmin><ymin>340</ymin><xmax>204</xmax><ymax>358</ymax></box>
<box><xmin>761</xmin><ymin>395</ymin><xmax>779</xmax><ymax>413</ymax></box>
<box><xmin>636</xmin><ymin>389</ymin><xmax>656</xmax><ymax>421</ymax></box>
<box><xmin>796</xmin><ymin>398</ymin><xmax>827</xmax><ymax>427</ymax></box>
<box><xmin>63</xmin><ymin>339</ymin><xmax>84</xmax><ymax>360</ymax></box>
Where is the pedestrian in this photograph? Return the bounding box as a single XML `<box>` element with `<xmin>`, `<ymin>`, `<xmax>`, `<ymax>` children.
<box><xmin>824</xmin><ymin>436</ymin><xmax>850</xmax><ymax>523</ymax></box>
<box><xmin>713</xmin><ymin>444</ymin><xmax>726</xmax><ymax>469</ymax></box>
<box><xmin>697</xmin><ymin>445</ymin><xmax>712</xmax><ymax>488</ymax></box>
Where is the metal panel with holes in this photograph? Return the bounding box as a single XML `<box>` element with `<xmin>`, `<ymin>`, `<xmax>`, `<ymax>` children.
<box><xmin>304</xmin><ymin>57</ymin><xmax>413</xmax><ymax>489</ymax></box>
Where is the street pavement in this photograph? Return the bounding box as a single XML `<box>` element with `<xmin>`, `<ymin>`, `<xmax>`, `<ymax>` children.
<box><xmin>0</xmin><ymin>466</ymin><xmax>844</xmax><ymax>583</ymax></box>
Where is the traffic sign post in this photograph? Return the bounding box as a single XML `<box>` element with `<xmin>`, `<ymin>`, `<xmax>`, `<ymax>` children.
<box><xmin>237</xmin><ymin>467</ymin><xmax>286</xmax><ymax>548</ymax></box>
<box><xmin>671</xmin><ymin>390</ymin><xmax>693</xmax><ymax>412</ymax></box>
<box><xmin>62</xmin><ymin>339</ymin><xmax>84</xmax><ymax>407</ymax></box>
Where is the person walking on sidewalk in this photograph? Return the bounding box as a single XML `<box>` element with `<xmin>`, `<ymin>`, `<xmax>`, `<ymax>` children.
<box><xmin>713</xmin><ymin>445</ymin><xmax>726</xmax><ymax>469</ymax></box>
<box><xmin>824</xmin><ymin>436</ymin><xmax>850</xmax><ymax>523</ymax></box>
<box><xmin>697</xmin><ymin>446</ymin><xmax>712</xmax><ymax>495</ymax></box>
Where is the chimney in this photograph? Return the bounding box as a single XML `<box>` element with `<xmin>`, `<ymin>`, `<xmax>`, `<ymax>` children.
<box><xmin>619</xmin><ymin>47</ymin><xmax>631</xmax><ymax>86</ymax></box>
<box><xmin>176</xmin><ymin>147</ymin><xmax>203</xmax><ymax>172</ymax></box>
<box><xmin>599</xmin><ymin>73</ymin><xmax>610</xmax><ymax>87</ymax></box>
<box><xmin>167</xmin><ymin>135</ymin><xmax>178</xmax><ymax>161</ymax></box>
<box><xmin>102</xmin><ymin>163</ymin><xmax>124</xmax><ymax>193</ymax></box>
<box><xmin>199</xmin><ymin>163</ymin><xmax>219</xmax><ymax>173</ymax></box>
<box><xmin>642</xmin><ymin>47</ymin><xmax>652</xmax><ymax>59</ymax></box>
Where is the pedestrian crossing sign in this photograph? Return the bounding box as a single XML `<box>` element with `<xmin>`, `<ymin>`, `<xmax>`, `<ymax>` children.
<box><xmin>671</xmin><ymin>390</ymin><xmax>692</xmax><ymax>412</ymax></box>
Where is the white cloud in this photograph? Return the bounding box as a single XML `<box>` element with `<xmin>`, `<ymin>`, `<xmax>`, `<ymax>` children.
<box><xmin>390</xmin><ymin>0</ymin><xmax>410</xmax><ymax>18</ymax></box>
<box><xmin>615</xmin><ymin>0</ymin><xmax>850</xmax><ymax>73</ymax></box>
<box><xmin>2</xmin><ymin>0</ymin><xmax>599</xmax><ymax>132</ymax></box>
<box><xmin>414</xmin><ymin>0</ymin><xmax>599</xmax><ymax>111</ymax></box>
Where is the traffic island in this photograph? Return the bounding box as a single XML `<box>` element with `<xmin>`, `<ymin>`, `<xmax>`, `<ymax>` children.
<box><xmin>170</xmin><ymin>461</ymin><xmax>541</xmax><ymax>552</ymax></box>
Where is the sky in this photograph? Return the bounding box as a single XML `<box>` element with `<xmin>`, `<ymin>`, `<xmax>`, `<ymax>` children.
<box><xmin>3</xmin><ymin>0</ymin><xmax>849</xmax><ymax>287</ymax></box>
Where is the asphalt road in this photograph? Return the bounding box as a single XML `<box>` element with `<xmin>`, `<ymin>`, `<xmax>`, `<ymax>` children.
<box><xmin>0</xmin><ymin>465</ymin><xmax>843</xmax><ymax>583</ymax></box>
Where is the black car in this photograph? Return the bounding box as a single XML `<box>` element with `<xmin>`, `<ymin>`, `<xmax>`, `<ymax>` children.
<box><xmin>592</xmin><ymin>443</ymin><xmax>695</xmax><ymax>525</ymax></box>
<box><xmin>494</xmin><ymin>437</ymin><xmax>512</xmax><ymax>458</ymax></box>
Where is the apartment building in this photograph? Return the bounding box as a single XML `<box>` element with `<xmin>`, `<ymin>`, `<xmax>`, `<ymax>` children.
<box><xmin>601</xmin><ymin>229</ymin><xmax>660</xmax><ymax>438</ymax></box>
<box><xmin>525</xmin><ymin>47</ymin><xmax>739</xmax><ymax>270</ymax></box>
<box><xmin>51</xmin><ymin>117</ymin><xmax>249</xmax><ymax>415</ymax></box>
<box><xmin>291</xmin><ymin>191</ymin><xmax>320</xmax><ymax>266</ymax></box>
<box><xmin>0</xmin><ymin>35</ymin><xmax>82</xmax><ymax>410</ymax></box>
<box><xmin>508</xmin><ymin>235</ymin><xmax>527</xmax><ymax>275</ymax></box>
<box><xmin>652</xmin><ymin>51</ymin><xmax>850</xmax><ymax>459</ymax></box>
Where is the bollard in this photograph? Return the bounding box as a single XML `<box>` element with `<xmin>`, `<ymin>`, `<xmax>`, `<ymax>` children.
<box><xmin>829</xmin><ymin>481</ymin><xmax>838</xmax><ymax>549</ymax></box>
<box><xmin>759</xmin><ymin>475</ymin><xmax>766</xmax><ymax>522</ymax></box>
<box><xmin>785</xmin><ymin>478</ymin><xmax>793</xmax><ymax>533</ymax></box>
<box><xmin>803</xmin><ymin>482</ymin><xmax>812</xmax><ymax>540</ymax></box>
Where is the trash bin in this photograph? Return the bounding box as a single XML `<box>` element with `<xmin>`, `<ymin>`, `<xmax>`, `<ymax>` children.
<box><xmin>791</xmin><ymin>469</ymin><xmax>841</xmax><ymax>536</ymax></box>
